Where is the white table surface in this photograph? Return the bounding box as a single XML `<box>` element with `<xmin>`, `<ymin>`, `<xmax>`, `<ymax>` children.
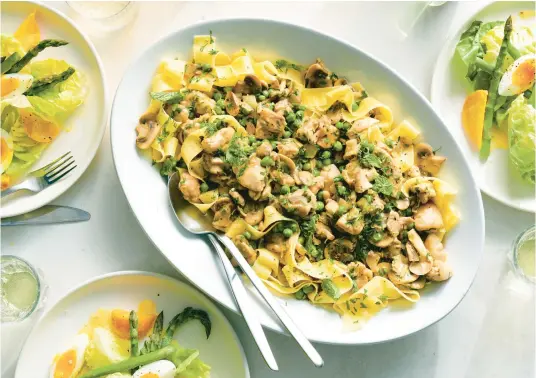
<box><xmin>2</xmin><ymin>1</ymin><xmax>535</xmax><ymax>377</ymax></box>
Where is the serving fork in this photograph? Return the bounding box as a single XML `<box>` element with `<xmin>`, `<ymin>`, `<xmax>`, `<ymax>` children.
<box><xmin>1</xmin><ymin>152</ymin><xmax>77</xmax><ymax>199</ymax></box>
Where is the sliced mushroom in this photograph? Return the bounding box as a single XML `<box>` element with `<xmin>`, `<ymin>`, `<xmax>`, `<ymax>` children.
<box><xmin>375</xmin><ymin>262</ymin><xmax>391</xmax><ymax>277</ymax></box>
<box><xmin>405</xmin><ymin>277</ymin><xmax>426</xmax><ymax>290</ymax></box>
<box><xmin>396</xmin><ymin>197</ymin><xmax>410</xmax><ymax>210</ymax></box>
<box><xmin>234</xmin><ymin>236</ymin><xmax>257</xmax><ymax>265</ymax></box>
<box><xmin>409</xmin><ymin>259</ymin><xmax>432</xmax><ymax>276</ymax></box>
<box><xmin>336</xmin><ymin>207</ymin><xmax>365</xmax><ymax>235</ymax></box>
<box><xmin>212</xmin><ymin>198</ymin><xmax>235</xmax><ymax>231</ymax></box>
<box><xmin>389</xmin><ymin>255</ymin><xmax>418</xmax><ymax>284</ymax></box>
<box><xmin>425</xmin><ymin>233</ymin><xmax>448</xmax><ymax>262</ymax></box>
<box><xmin>136</xmin><ymin>121</ymin><xmax>162</xmax><ymax>149</ymax></box>
<box><xmin>229</xmin><ymin>188</ymin><xmax>245</xmax><ymax>207</ymax></box>
<box><xmin>225</xmin><ymin>91</ymin><xmax>241</xmax><ymax>116</ymax></box>
<box><xmin>407</xmin><ymin>229</ymin><xmax>429</xmax><ymax>259</ymax></box>
<box><xmin>348</xmin><ymin>262</ymin><xmax>373</xmax><ymax>289</ymax></box>
<box><xmin>426</xmin><ymin>260</ymin><xmax>453</xmax><ymax>281</ymax></box>
<box><xmin>304</xmin><ymin>60</ymin><xmax>332</xmax><ymax>88</ymax></box>
<box><xmin>405</xmin><ymin>242</ymin><xmax>420</xmax><ymax>262</ymax></box>
<box><xmin>414</xmin><ymin>203</ymin><xmax>444</xmax><ymax>231</ymax></box>
<box><xmin>371</xmin><ymin>234</ymin><xmax>394</xmax><ymax>248</ymax></box>
<box><xmin>366</xmin><ymin>251</ymin><xmax>382</xmax><ymax>273</ymax></box>
<box><xmin>415</xmin><ymin>143</ymin><xmax>446</xmax><ymax>176</ymax></box>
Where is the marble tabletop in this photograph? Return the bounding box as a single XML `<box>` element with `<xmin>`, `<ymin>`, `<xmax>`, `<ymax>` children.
<box><xmin>2</xmin><ymin>2</ymin><xmax>535</xmax><ymax>377</ymax></box>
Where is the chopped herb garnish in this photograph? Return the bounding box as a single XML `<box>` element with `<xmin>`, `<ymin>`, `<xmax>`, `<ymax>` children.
<box><xmin>321</xmin><ymin>279</ymin><xmax>341</xmax><ymax>300</ymax></box>
<box><xmin>274</xmin><ymin>59</ymin><xmax>304</xmax><ymax>73</ymax></box>
<box><xmin>373</xmin><ymin>175</ymin><xmax>393</xmax><ymax>196</ymax></box>
<box><xmin>150</xmin><ymin>91</ymin><xmax>184</xmax><ymax>104</ymax></box>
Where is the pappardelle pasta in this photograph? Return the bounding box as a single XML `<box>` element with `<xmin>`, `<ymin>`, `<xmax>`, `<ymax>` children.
<box><xmin>135</xmin><ymin>34</ymin><xmax>460</xmax><ymax>330</ymax></box>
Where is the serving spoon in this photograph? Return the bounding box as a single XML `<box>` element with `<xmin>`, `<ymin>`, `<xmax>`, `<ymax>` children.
<box><xmin>167</xmin><ymin>171</ymin><xmax>324</xmax><ymax>369</ymax></box>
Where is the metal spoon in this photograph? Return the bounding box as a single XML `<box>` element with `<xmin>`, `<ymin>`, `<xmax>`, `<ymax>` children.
<box><xmin>167</xmin><ymin>172</ymin><xmax>324</xmax><ymax>369</ymax></box>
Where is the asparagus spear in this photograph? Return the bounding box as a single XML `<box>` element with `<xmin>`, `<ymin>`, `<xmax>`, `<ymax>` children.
<box><xmin>480</xmin><ymin>16</ymin><xmax>513</xmax><ymax>160</ymax></box>
<box><xmin>24</xmin><ymin>67</ymin><xmax>75</xmax><ymax>96</ymax></box>
<box><xmin>140</xmin><ymin>310</ymin><xmax>164</xmax><ymax>355</ymax></box>
<box><xmin>162</xmin><ymin>307</ymin><xmax>211</xmax><ymax>347</ymax></box>
<box><xmin>6</xmin><ymin>39</ymin><xmax>68</xmax><ymax>74</ymax></box>
<box><xmin>129</xmin><ymin>310</ymin><xmax>139</xmax><ymax>358</ymax></box>
<box><xmin>79</xmin><ymin>345</ymin><xmax>176</xmax><ymax>378</ymax></box>
<box><xmin>1</xmin><ymin>53</ymin><xmax>20</xmax><ymax>74</ymax></box>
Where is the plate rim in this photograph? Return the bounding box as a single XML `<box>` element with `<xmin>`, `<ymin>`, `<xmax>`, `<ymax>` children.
<box><xmin>430</xmin><ymin>0</ymin><xmax>535</xmax><ymax>213</ymax></box>
<box><xmin>1</xmin><ymin>0</ymin><xmax>109</xmax><ymax>218</ymax></box>
<box><xmin>110</xmin><ymin>17</ymin><xmax>485</xmax><ymax>345</ymax></box>
<box><xmin>14</xmin><ymin>270</ymin><xmax>251</xmax><ymax>378</ymax></box>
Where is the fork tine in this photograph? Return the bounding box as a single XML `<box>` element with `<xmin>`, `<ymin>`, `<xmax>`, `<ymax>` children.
<box><xmin>46</xmin><ymin>160</ymin><xmax>76</xmax><ymax>181</ymax></box>
<box><xmin>44</xmin><ymin>154</ymin><xmax>74</xmax><ymax>176</ymax></box>
<box><xmin>47</xmin><ymin>164</ymin><xmax>77</xmax><ymax>184</ymax></box>
<box><xmin>35</xmin><ymin>151</ymin><xmax>71</xmax><ymax>173</ymax></box>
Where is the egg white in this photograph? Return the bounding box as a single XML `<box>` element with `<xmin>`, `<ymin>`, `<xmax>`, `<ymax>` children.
<box><xmin>1</xmin><ymin>73</ymin><xmax>33</xmax><ymax>99</ymax></box>
<box><xmin>498</xmin><ymin>54</ymin><xmax>536</xmax><ymax>96</ymax></box>
<box><xmin>49</xmin><ymin>333</ymin><xmax>89</xmax><ymax>378</ymax></box>
<box><xmin>0</xmin><ymin>128</ymin><xmax>14</xmax><ymax>174</ymax></box>
<box><xmin>132</xmin><ymin>360</ymin><xmax>176</xmax><ymax>378</ymax></box>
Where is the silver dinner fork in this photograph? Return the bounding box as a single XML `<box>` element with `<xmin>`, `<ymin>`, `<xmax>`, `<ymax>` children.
<box><xmin>1</xmin><ymin>152</ymin><xmax>77</xmax><ymax>199</ymax></box>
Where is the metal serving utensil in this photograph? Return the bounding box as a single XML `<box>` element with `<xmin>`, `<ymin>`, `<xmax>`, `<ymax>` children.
<box><xmin>167</xmin><ymin>172</ymin><xmax>324</xmax><ymax>369</ymax></box>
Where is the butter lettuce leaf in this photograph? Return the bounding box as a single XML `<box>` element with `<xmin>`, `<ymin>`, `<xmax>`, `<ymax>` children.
<box><xmin>1</xmin><ymin>34</ymin><xmax>25</xmax><ymax>57</ymax></box>
<box><xmin>508</xmin><ymin>94</ymin><xmax>536</xmax><ymax>184</ymax></box>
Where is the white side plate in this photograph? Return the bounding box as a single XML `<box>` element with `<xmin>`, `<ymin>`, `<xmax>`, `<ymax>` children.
<box><xmin>15</xmin><ymin>271</ymin><xmax>249</xmax><ymax>378</ymax></box>
<box><xmin>431</xmin><ymin>1</ymin><xmax>535</xmax><ymax>212</ymax></box>
<box><xmin>1</xmin><ymin>1</ymin><xmax>107</xmax><ymax>218</ymax></box>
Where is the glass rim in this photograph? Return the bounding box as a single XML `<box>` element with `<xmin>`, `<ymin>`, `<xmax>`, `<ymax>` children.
<box><xmin>65</xmin><ymin>1</ymin><xmax>133</xmax><ymax>20</ymax></box>
<box><xmin>511</xmin><ymin>224</ymin><xmax>536</xmax><ymax>284</ymax></box>
<box><xmin>0</xmin><ymin>255</ymin><xmax>42</xmax><ymax>322</ymax></box>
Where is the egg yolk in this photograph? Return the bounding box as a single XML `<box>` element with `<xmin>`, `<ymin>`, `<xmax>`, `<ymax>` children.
<box><xmin>1</xmin><ymin>175</ymin><xmax>10</xmax><ymax>190</ymax></box>
<box><xmin>1</xmin><ymin>76</ymin><xmax>20</xmax><ymax>97</ymax></box>
<box><xmin>111</xmin><ymin>300</ymin><xmax>157</xmax><ymax>339</ymax></box>
<box><xmin>1</xmin><ymin>137</ymin><xmax>11</xmax><ymax>162</ymax></box>
<box><xmin>140</xmin><ymin>374</ymin><xmax>159</xmax><ymax>378</ymax></box>
<box><xmin>53</xmin><ymin>349</ymin><xmax>77</xmax><ymax>378</ymax></box>
<box><xmin>19</xmin><ymin>109</ymin><xmax>60</xmax><ymax>143</ymax></box>
<box><xmin>512</xmin><ymin>59</ymin><xmax>535</xmax><ymax>87</ymax></box>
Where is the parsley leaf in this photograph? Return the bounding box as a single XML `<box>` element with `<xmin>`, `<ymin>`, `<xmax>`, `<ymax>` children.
<box><xmin>321</xmin><ymin>279</ymin><xmax>341</xmax><ymax>300</ymax></box>
<box><xmin>150</xmin><ymin>91</ymin><xmax>184</xmax><ymax>104</ymax></box>
<box><xmin>274</xmin><ymin>59</ymin><xmax>305</xmax><ymax>73</ymax></box>
<box><xmin>372</xmin><ymin>175</ymin><xmax>393</xmax><ymax>196</ymax></box>
<box><xmin>224</xmin><ymin>135</ymin><xmax>253</xmax><ymax>169</ymax></box>
<box><xmin>160</xmin><ymin>157</ymin><xmax>178</xmax><ymax>176</ymax></box>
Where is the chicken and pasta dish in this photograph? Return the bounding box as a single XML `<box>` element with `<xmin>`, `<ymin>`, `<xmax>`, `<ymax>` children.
<box><xmin>135</xmin><ymin>34</ymin><xmax>460</xmax><ymax>329</ymax></box>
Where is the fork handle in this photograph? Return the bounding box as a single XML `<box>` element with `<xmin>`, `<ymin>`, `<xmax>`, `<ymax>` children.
<box><xmin>207</xmin><ymin>234</ymin><xmax>279</xmax><ymax>371</ymax></box>
<box><xmin>216</xmin><ymin>233</ymin><xmax>324</xmax><ymax>368</ymax></box>
<box><xmin>1</xmin><ymin>184</ymin><xmax>34</xmax><ymax>198</ymax></box>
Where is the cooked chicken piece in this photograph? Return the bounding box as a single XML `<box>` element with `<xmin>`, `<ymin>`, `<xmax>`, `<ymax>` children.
<box><xmin>277</xmin><ymin>139</ymin><xmax>302</xmax><ymax>158</ymax></box>
<box><xmin>271</xmin><ymin>170</ymin><xmax>296</xmax><ymax>187</ymax></box>
<box><xmin>343</xmin><ymin>139</ymin><xmax>359</xmax><ymax>160</ymax></box>
<box><xmin>234</xmin><ymin>74</ymin><xmax>264</xmax><ymax>94</ymax></box>
<box><xmin>325</xmin><ymin>199</ymin><xmax>339</xmax><ymax>216</ymax></box>
<box><xmin>415</xmin><ymin>143</ymin><xmax>447</xmax><ymax>176</ymax></box>
<box><xmin>136</xmin><ymin>121</ymin><xmax>162</xmax><ymax>149</ymax></box>
<box><xmin>229</xmin><ymin>188</ymin><xmax>245</xmax><ymax>207</ymax></box>
<box><xmin>281</xmin><ymin>189</ymin><xmax>316</xmax><ymax>217</ymax></box>
<box><xmin>178</xmin><ymin>171</ymin><xmax>201</xmax><ymax>203</ymax></box>
<box><xmin>386</xmin><ymin>211</ymin><xmax>414</xmax><ymax>236</ymax></box>
<box><xmin>315</xmin><ymin>221</ymin><xmax>335</xmax><ymax>241</ymax></box>
<box><xmin>212</xmin><ymin>198</ymin><xmax>235</xmax><ymax>231</ymax></box>
<box><xmin>342</xmin><ymin>161</ymin><xmax>377</xmax><ymax>193</ymax></box>
<box><xmin>203</xmin><ymin>154</ymin><xmax>225</xmax><ymax>175</ymax></box>
<box><xmin>201</xmin><ymin>127</ymin><xmax>235</xmax><ymax>153</ymax></box>
<box><xmin>315</xmin><ymin>120</ymin><xmax>339</xmax><ymax>149</ymax></box>
<box><xmin>238</xmin><ymin>156</ymin><xmax>266</xmax><ymax>192</ymax></box>
<box><xmin>238</xmin><ymin>202</ymin><xmax>264</xmax><ymax>226</ymax></box>
<box><xmin>426</xmin><ymin>260</ymin><xmax>452</xmax><ymax>281</ymax></box>
<box><xmin>295</xmin><ymin>118</ymin><xmax>317</xmax><ymax>143</ymax></box>
<box><xmin>375</xmin><ymin>146</ymin><xmax>402</xmax><ymax>178</ymax></box>
<box><xmin>406</xmin><ymin>165</ymin><xmax>421</xmax><ymax>177</ymax></box>
<box><xmin>225</xmin><ymin>91</ymin><xmax>241</xmax><ymax>116</ymax></box>
<box><xmin>249</xmin><ymin>179</ymin><xmax>272</xmax><ymax>201</ymax></box>
<box><xmin>424</xmin><ymin>233</ymin><xmax>448</xmax><ymax>261</ymax></box>
<box><xmin>348</xmin><ymin>262</ymin><xmax>373</xmax><ymax>289</ymax></box>
<box><xmin>184</xmin><ymin>91</ymin><xmax>215</xmax><ymax>115</ymax></box>
<box><xmin>414</xmin><ymin>203</ymin><xmax>444</xmax><ymax>231</ymax></box>
<box><xmin>296</xmin><ymin>171</ymin><xmax>314</xmax><ymax>186</ymax></box>
<box><xmin>274</xmin><ymin>98</ymin><xmax>292</xmax><ymax>115</ymax></box>
<box><xmin>324</xmin><ymin>239</ymin><xmax>354</xmax><ymax>263</ymax></box>
<box><xmin>405</xmin><ymin>242</ymin><xmax>420</xmax><ymax>262</ymax></box>
<box><xmin>336</xmin><ymin>207</ymin><xmax>364</xmax><ymax>235</ymax></box>
<box><xmin>372</xmin><ymin>234</ymin><xmax>393</xmax><ymax>248</ymax></box>
<box><xmin>256</xmin><ymin>140</ymin><xmax>273</xmax><ymax>157</ymax></box>
<box><xmin>304</xmin><ymin>60</ymin><xmax>333</xmax><ymax>88</ymax></box>
<box><xmin>357</xmin><ymin>192</ymin><xmax>384</xmax><ymax>214</ymax></box>
<box><xmin>265</xmin><ymin>233</ymin><xmax>287</xmax><ymax>255</ymax></box>
<box><xmin>309</xmin><ymin>176</ymin><xmax>325</xmax><ymax>194</ymax></box>
<box><xmin>388</xmin><ymin>254</ymin><xmax>418</xmax><ymax>284</ymax></box>
<box><xmin>366</xmin><ymin>251</ymin><xmax>382</xmax><ymax>273</ymax></box>
<box><xmin>320</xmin><ymin>164</ymin><xmax>341</xmax><ymax>194</ymax></box>
<box><xmin>255</xmin><ymin>107</ymin><xmax>286</xmax><ymax>139</ymax></box>
<box><xmin>407</xmin><ymin>229</ymin><xmax>429</xmax><ymax>258</ymax></box>
<box><xmin>411</xmin><ymin>180</ymin><xmax>436</xmax><ymax>204</ymax></box>
<box><xmin>234</xmin><ymin>236</ymin><xmax>257</xmax><ymax>264</ymax></box>
<box><xmin>347</xmin><ymin>117</ymin><xmax>380</xmax><ymax>139</ymax></box>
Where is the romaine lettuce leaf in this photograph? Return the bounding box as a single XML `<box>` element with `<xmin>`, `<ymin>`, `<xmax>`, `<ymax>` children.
<box><xmin>456</xmin><ymin>20</ymin><xmax>503</xmax><ymax>68</ymax></box>
<box><xmin>508</xmin><ymin>94</ymin><xmax>535</xmax><ymax>184</ymax></box>
<box><xmin>27</xmin><ymin>59</ymin><xmax>86</xmax><ymax>123</ymax></box>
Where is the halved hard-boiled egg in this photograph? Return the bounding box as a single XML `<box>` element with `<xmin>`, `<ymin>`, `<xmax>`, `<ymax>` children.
<box><xmin>49</xmin><ymin>333</ymin><xmax>89</xmax><ymax>378</ymax></box>
<box><xmin>85</xmin><ymin>327</ymin><xmax>129</xmax><ymax>369</ymax></box>
<box><xmin>111</xmin><ymin>299</ymin><xmax>157</xmax><ymax>340</ymax></box>
<box><xmin>132</xmin><ymin>360</ymin><xmax>176</xmax><ymax>378</ymax></box>
<box><xmin>1</xmin><ymin>73</ymin><xmax>33</xmax><ymax>99</ymax></box>
<box><xmin>498</xmin><ymin>54</ymin><xmax>536</xmax><ymax>96</ymax></box>
<box><xmin>19</xmin><ymin>108</ymin><xmax>61</xmax><ymax>143</ymax></box>
<box><xmin>1</xmin><ymin>129</ymin><xmax>14</xmax><ymax>174</ymax></box>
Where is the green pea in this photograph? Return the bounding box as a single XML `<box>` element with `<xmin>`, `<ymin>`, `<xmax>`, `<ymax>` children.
<box><xmin>200</xmin><ymin>183</ymin><xmax>209</xmax><ymax>192</ymax></box>
<box><xmin>372</xmin><ymin>232</ymin><xmax>383</xmax><ymax>242</ymax></box>
<box><xmin>337</xmin><ymin>186</ymin><xmax>348</xmax><ymax>196</ymax></box>
<box><xmin>248</xmin><ymin>136</ymin><xmax>256</xmax><ymax>144</ymax></box>
<box><xmin>336</xmin><ymin>121</ymin><xmax>345</xmax><ymax>130</ymax></box>
<box><xmin>213</xmin><ymin>92</ymin><xmax>222</xmax><ymax>101</ymax></box>
<box><xmin>296</xmin><ymin>110</ymin><xmax>304</xmax><ymax>118</ymax></box>
<box><xmin>286</xmin><ymin>112</ymin><xmax>296</xmax><ymax>123</ymax></box>
<box><xmin>283</xmin><ymin>131</ymin><xmax>292</xmax><ymax>138</ymax></box>
<box><xmin>298</xmin><ymin>236</ymin><xmax>305</xmax><ymax>245</ymax></box>
<box><xmin>407</xmin><ymin>222</ymin><xmax>415</xmax><ymax>229</ymax></box>
<box><xmin>321</xmin><ymin>151</ymin><xmax>331</xmax><ymax>159</ymax></box>
<box><xmin>214</xmin><ymin>106</ymin><xmax>224</xmax><ymax>115</ymax></box>
<box><xmin>271</xmin><ymin>141</ymin><xmax>278</xmax><ymax>149</ymax></box>
<box><xmin>315</xmin><ymin>201</ymin><xmax>325</xmax><ymax>211</ymax></box>
<box><xmin>333</xmin><ymin>141</ymin><xmax>343</xmax><ymax>152</ymax></box>
<box><xmin>261</xmin><ymin>156</ymin><xmax>275</xmax><ymax>167</ymax></box>
<box><xmin>241</xmin><ymin>107</ymin><xmax>251</xmax><ymax>115</ymax></box>
<box><xmin>291</xmin><ymin>186</ymin><xmax>299</xmax><ymax>192</ymax></box>
<box><xmin>303</xmin><ymin>162</ymin><xmax>311</xmax><ymax>171</ymax></box>
<box><xmin>216</xmin><ymin>99</ymin><xmax>225</xmax><ymax>108</ymax></box>
<box><xmin>338</xmin><ymin>205</ymin><xmax>347</xmax><ymax>216</ymax></box>
<box><xmin>313</xmin><ymin>169</ymin><xmax>320</xmax><ymax>177</ymax></box>
<box><xmin>244</xmin><ymin>231</ymin><xmax>252</xmax><ymax>240</ymax></box>
<box><xmin>290</xmin><ymin>223</ymin><xmax>298</xmax><ymax>232</ymax></box>
<box><xmin>298</xmin><ymin>105</ymin><xmax>307</xmax><ymax>111</ymax></box>
<box><xmin>352</xmin><ymin>102</ymin><xmax>358</xmax><ymax>112</ymax></box>
<box><xmin>302</xmin><ymin>285</ymin><xmax>315</xmax><ymax>294</ymax></box>
<box><xmin>317</xmin><ymin>191</ymin><xmax>324</xmax><ymax>200</ymax></box>
<box><xmin>262</xmin><ymin>90</ymin><xmax>269</xmax><ymax>97</ymax></box>
<box><xmin>258</xmin><ymin>95</ymin><xmax>266</xmax><ymax>101</ymax></box>
<box><xmin>385</xmin><ymin>138</ymin><xmax>394</xmax><ymax>148</ymax></box>
<box><xmin>364</xmin><ymin>194</ymin><xmax>372</xmax><ymax>203</ymax></box>
<box><xmin>322</xmin><ymin>158</ymin><xmax>332</xmax><ymax>166</ymax></box>
<box><xmin>274</xmin><ymin>223</ymin><xmax>284</xmax><ymax>233</ymax></box>
<box><xmin>294</xmin><ymin>290</ymin><xmax>306</xmax><ymax>300</ymax></box>
<box><xmin>280</xmin><ymin>185</ymin><xmax>290</xmax><ymax>194</ymax></box>
<box><xmin>283</xmin><ymin>228</ymin><xmax>293</xmax><ymax>238</ymax></box>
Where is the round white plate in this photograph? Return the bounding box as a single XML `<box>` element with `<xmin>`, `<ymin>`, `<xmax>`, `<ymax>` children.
<box><xmin>431</xmin><ymin>1</ymin><xmax>535</xmax><ymax>212</ymax></box>
<box><xmin>15</xmin><ymin>271</ymin><xmax>249</xmax><ymax>378</ymax></box>
<box><xmin>1</xmin><ymin>1</ymin><xmax>107</xmax><ymax>218</ymax></box>
<box><xmin>111</xmin><ymin>19</ymin><xmax>485</xmax><ymax>344</ymax></box>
